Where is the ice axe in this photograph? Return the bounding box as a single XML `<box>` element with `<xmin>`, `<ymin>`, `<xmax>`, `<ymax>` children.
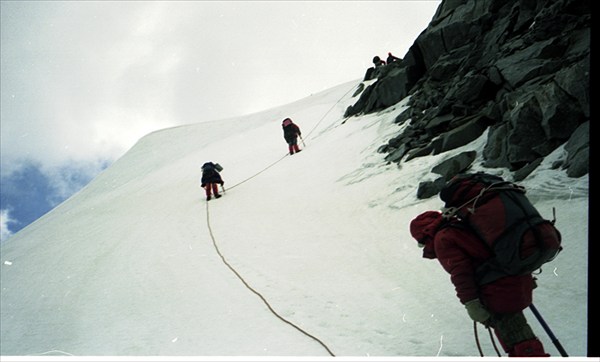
<box><xmin>529</xmin><ymin>303</ymin><xmax>568</xmax><ymax>357</ymax></box>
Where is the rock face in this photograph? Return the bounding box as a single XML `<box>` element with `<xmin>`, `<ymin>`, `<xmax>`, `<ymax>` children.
<box><xmin>345</xmin><ymin>0</ymin><xmax>589</xmax><ymax>196</ymax></box>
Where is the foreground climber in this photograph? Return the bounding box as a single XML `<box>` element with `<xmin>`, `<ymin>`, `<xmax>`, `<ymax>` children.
<box><xmin>409</xmin><ymin>210</ymin><xmax>551</xmax><ymax>357</ymax></box>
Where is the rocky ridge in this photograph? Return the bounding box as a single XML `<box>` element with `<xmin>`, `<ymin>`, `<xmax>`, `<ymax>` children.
<box><xmin>344</xmin><ymin>0</ymin><xmax>589</xmax><ymax>197</ymax></box>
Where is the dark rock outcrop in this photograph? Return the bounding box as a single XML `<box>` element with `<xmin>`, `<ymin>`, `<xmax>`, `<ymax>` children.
<box><xmin>347</xmin><ymin>0</ymin><xmax>589</xmax><ymax>198</ymax></box>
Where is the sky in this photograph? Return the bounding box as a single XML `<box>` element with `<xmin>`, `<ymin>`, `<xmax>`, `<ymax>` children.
<box><xmin>0</xmin><ymin>0</ymin><xmax>442</xmax><ymax>240</ymax></box>
<box><xmin>0</xmin><ymin>79</ymin><xmax>592</xmax><ymax>361</ymax></box>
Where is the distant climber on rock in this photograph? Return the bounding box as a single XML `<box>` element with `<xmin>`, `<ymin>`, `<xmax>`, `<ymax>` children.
<box><xmin>200</xmin><ymin>162</ymin><xmax>224</xmax><ymax>201</ymax></box>
<box><xmin>282</xmin><ymin>118</ymin><xmax>302</xmax><ymax>155</ymax></box>
<box><xmin>386</xmin><ymin>52</ymin><xmax>401</xmax><ymax>64</ymax></box>
<box><xmin>372</xmin><ymin>55</ymin><xmax>386</xmax><ymax>67</ymax></box>
<box><xmin>363</xmin><ymin>55</ymin><xmax>387</xmax><ymax>81</ymax></box>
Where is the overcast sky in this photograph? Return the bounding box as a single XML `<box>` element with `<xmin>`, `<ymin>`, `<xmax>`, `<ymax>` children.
<box><xmin>0</xmin><ymin>0</ymin><xmax>441</xmax><ymax>238</ymax></box>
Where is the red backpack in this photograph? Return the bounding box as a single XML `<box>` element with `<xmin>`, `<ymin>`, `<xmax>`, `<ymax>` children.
<box><xmin>439</xmin><ymin>172</ymin><xmax>562</xmax><ymax>285</ymax></box>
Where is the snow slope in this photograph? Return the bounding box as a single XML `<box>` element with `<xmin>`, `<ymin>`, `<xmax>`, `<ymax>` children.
<box><xmin>0</xmin><ymin>79</ymin><xmax>589</xmax><ymax>359</ymax></box>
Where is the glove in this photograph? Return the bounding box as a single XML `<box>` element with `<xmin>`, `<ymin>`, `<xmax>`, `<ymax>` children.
<box><xmin>464</xmin><ymin>299</ymin><xmax>491</xmax><ymax>324</ymax></box>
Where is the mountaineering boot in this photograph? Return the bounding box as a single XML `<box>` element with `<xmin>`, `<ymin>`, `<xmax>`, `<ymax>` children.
<box><xmin>215</xmin><ymin>194</ymin><xmax>222</xmax><ymax>199</ymax></box>
<box><xmin>206</xmin><ymin>195</ymin><xmax>212</xmax><ymax>201</ymax></box>
<box><xmin>293</xmin><ymin>144</ymin><xmax>301</xmax><ymax>153</ymax></box>
<box><xmin>509</xmin><ymin>338</ymin><xmax>550</xmax><ymax>357</ymax></box>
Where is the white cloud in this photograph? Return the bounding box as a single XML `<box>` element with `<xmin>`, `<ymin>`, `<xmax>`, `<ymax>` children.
<box><xmin>0</xmin><ymin>209</ymin><xmax>14</xmax><ymax>242</ymax></box>
<box><xmin>43</xmin><ymin>160</ymin><xmax>110</xmax><ymax>204</ymax></box>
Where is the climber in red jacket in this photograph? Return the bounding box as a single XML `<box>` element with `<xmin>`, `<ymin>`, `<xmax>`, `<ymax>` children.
<box><xmin>409</xmin><ymin>210</ymin><xmax>550</xmax><ymax>357</ymax></box>
<box><xmin>282</xmin><ymin>118</ymin><xmax>302</xmax><ymax>155</ymax></box>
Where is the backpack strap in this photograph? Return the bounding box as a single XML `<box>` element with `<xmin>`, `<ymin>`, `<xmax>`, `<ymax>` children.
<box><xmin>442</xmin><ymin>181</ymin><xmax>525</xmax><ymax>219</ymax></box>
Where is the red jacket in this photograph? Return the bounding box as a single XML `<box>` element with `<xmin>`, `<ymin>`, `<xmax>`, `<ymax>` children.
<box><xmin>411</xmin><ymin>211</ymin><xmax>534</xmax><ymax>314</ymax></box>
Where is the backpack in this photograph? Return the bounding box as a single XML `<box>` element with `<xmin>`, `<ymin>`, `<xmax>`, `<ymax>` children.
<box><xmin>439</xmin><ymin>172</ymin><xmax>562</xmax><ymax>285</ymax></box>
<box><xmin>202</xmin><ymin>162</ymin><xmax>223</xmax><ymax>172</ymax></box>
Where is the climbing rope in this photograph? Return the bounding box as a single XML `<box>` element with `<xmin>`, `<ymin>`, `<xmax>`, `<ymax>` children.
<box><xmin>487</xmin><ymin>326</ymin><xmax>502</xmax><ymax>356</ymax></box>
<box><xmin>474</xmin><ymin>321</ymin><xmax>484</xmax><ymax>356</ymax></box>
<box><xmin>198</xmin><ymin>83</ymin><xmax>361</xmax><ymax>356</ymax></box>
<box><xmin>205</xmin><ymin>202</ymin><xmax>335</xmax><ymax>356</ymax></box>
<box><xmin>302</xmin><ymin>82</ymin><xmax>360</xmax><ymax>141</ymax></box>
<box><xmin>224</xmin><ymin>81</ymin><xmax>360</xmax><ymax>192</ymax></box>
<box><xmin>473</xmin><ymin>321</ymin><xmax>502</xmax><ymax>357</ymax></box>
<box><xmin>226</xmin><ymin>153</ymin><xmax>289</xmax><ymax>191</ymax></box>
